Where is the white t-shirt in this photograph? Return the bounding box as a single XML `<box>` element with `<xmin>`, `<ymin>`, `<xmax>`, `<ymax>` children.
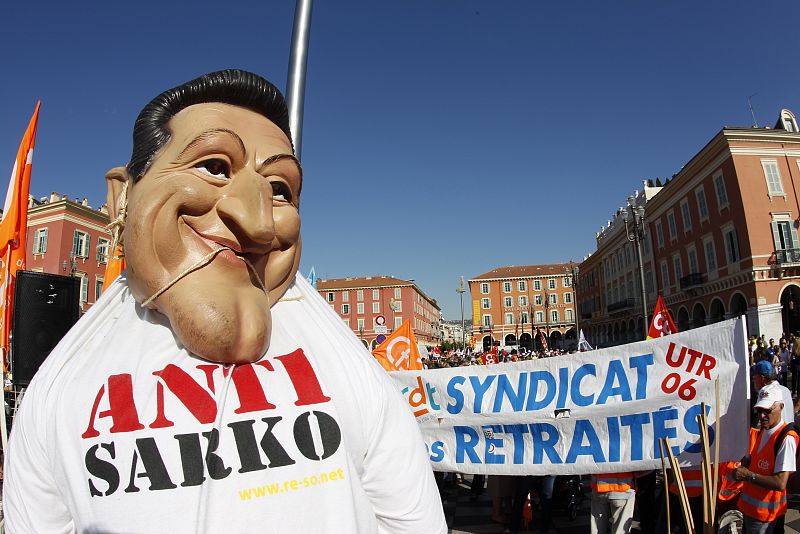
<box><xmin>756</xmin><ymin>423</ymin><xmax>798</xmax><ymax>473</ymax></box>
<box><xmin>4</xmin><ymin>275</ymin><xmax>446</xmax><ymax>534</ymax></box>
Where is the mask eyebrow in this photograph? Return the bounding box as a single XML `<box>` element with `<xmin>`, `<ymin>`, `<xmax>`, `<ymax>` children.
<box><xmin>258</xmin><ymin>153</ymin><xmax>303</xmax><ymax>192</ymax></box>
<box><xmin>177</xmin><ymin>128</ymin><xmax>246</xmax><ymax>159</ymax></box>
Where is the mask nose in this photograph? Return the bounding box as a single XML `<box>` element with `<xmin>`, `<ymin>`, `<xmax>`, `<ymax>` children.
<box><xmin>215</xmin><ymin>170</ymin><xmax>276</xmax><ymax>252</ymax></box>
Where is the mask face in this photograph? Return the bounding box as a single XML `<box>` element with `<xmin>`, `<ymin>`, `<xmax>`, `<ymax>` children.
<box><xmin>123</xmin><ymin>103</ymin><xmax>302</xmax><ymax>363</ymax></box>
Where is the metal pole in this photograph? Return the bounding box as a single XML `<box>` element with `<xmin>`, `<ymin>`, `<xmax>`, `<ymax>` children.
<box><xmin>635</xmin><ymin>224</ymin><xmax>649</xmax><ymax>338</ymax></box>
<box><xmin>286</xmin><ymin>0</ymin><xmax>313</xmax><ymax>160</ymax></box>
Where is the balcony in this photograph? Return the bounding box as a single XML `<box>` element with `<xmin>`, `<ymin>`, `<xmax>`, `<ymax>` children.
<box><xmin>607</xmin><ymin>298</ymin><xmax>635</xmax><ymax>312</ymax></box>
<box><xmin>776</xmin><ymin>248</ymin><xmax>800</xmax><ymax>265</ymax></box>
<box><xmin>679</xmin><ymin>272</ymin><xmax>705</xmax><ymax>290</ymax></box>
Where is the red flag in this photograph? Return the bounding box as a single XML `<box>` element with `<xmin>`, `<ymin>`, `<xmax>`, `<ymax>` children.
<box><xmin>372</xmin><ymin>320</ymin><xmax>423</xmax><ymax>371</ymax></box>
<box><xmin>0</xmin><ymin>102</ymin><xmax>41</xmax><ymax>370</ymax></box>
<box><xmin>647</xmin><ymin>295</ymin><xmax>678</xmax><ymax>339</ymax></box>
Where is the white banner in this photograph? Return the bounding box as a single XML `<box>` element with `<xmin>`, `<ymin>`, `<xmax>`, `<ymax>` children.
<box><xmin>390</xmin><ymin>318</ymin><xmax>750</xmax><ymax>475</ymax></box>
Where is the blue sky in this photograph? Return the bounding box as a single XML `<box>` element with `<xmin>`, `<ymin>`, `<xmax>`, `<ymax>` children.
<box><xmin>1</xmin><ymin>1</ymin><xmax>798</xmax><ymax>320</ymax></box>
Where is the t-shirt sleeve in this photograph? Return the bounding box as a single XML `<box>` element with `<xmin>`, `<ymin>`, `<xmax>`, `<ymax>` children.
<box><xmin>359</xmin><ymin>375</ymin><xmax>447</xmax><ymax>534</ymax></box>
<box><xmin>3</xmin><ymin>385</ymin><xmax>74</xmax><ymax>533</ymax></box>
<box><xmin>774</xmin><ymin>433</ymin><xmax>798</xmax><ymax>473</ymax></box>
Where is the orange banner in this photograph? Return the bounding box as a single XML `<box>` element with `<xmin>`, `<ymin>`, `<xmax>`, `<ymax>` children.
<box><xmin>372</xmin><ymin>320</ymin><xmax>422</xmax><ymax>371</ymax></box>
<box><xmin>0</xmin><ymin>102</ymin><xmax>41</xmax><ymax>369</ymax></box>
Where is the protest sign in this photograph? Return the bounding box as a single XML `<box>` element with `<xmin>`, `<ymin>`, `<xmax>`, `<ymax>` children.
<box><xmin>390</xmin><ymin>317</ymin><xmax>749</xmax><ymax>475</ymax></box>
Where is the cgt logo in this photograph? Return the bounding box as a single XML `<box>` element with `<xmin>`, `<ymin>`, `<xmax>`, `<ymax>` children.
<box><xmin>400</xmin><ymin>375</ymin><xmax>441</xmax><ymax>417</ymax></box>
<box><xmin>758</xmin><ymin>459</ymin><xmax>770</xmax><ymax>471</ymax></box>
<box><xmin>652</xmin><ymin>313</ymin><xmax>674</xmax><ymax>337</ymax></box>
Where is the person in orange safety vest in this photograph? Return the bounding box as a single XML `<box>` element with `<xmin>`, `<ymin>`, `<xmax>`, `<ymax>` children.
<box><xmin>734</xmin><ymin>383</ymin><xmax>799</xmax><ymax>534</ymax></box>
<box><xmin>590</xmin><ymin>472</ymin><xmax>636</xmax><ymax>534</ymax></box>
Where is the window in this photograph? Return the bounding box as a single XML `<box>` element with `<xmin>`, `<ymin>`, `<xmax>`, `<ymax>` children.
<box><xmin>357</xmin><ymin>290</ymin><xmax>363</xmax><ymax>301</ymax></box>
<box><xmin>688</xmin><ymin>247</ymin><xmax>698</xmax><ymax>274</ymax></box>
<box><xmin>503</xmin><ymin>282</ymin><xmax>512</xmax><ymax>292</ymax></box>
<box><xmin>772</xmin><ymin>220</ymin><xmax>798</xmax><ymax>253</ymax></box>
<box><xmin>481</xmin><ymin>298</ymin><xmax>490</xmax><ymax>309</ymax></box>
<box><xmin>341</xmin><ymin>304</ymin><xmax>350</xmax><ymax>314</ymax></box>
<box><xmin>673</xmin><ymin>255</ymin><xmax>683</xmax><ymax>283</ymax></box>
<box><xmin>95</xmin><ymin>278</ymin><xmax>104</xmax><ymax>300</ymax></box>
<box><xmin>535</xmin><ymin>295</ymin><xmax>543</xmax><ymax>306</ymax></box>
<box><xmin>372</xmin><ymin>289</ymin><xmax>379</xmax><ymax>300</ymax></box>
<box><xmin>549</xmin><ymin>293</ymin><xmax>557</xmax><ymax>304</ymax></box>
<box><xmin>724</xmin><ymin>227</ymin><xmax>740</xmax><ymax>263</ymax></box>
<box><xmin>480</xmin><ymin>283</ymin><xmax>489</xmax><ymax>294</ymax></box>
<box><xmin>566</xmin><ymin>309</ymin><xmax>574</xmax><ymax>322</ymax></box>
<box><xmin>505</xmin><ymin>313</ymin><xmax>514</xmax><ymax>325</ymax></box>
<box><xmin>714</xmin><ymin>172</ymin><xmax>728</xmax><ymax>209</ymax></box>
<box><xmin>393</xmin><ymin>300</ymin><xmax>402</xmax><ymax>312</ymax></box>
<box><xmin>667</xmin><ymin>211</ymin><xmax>677</xmax><ymax>241</ymax></box>
<box><xmin>680</xmin><ymin>200</ymin><xmax>692</xmax><ymax>232</ymax></box>
<box><xmin>565</xmin><ymin>292</ymin><xmax>572</xmax><ymax>304</ymax></box>
<box><xmin>704</xmin><ymin>239</ymin><xmax>717</xmax><ymax>272</ymax></box>
<box><xmin>33</xmin><ymin>228</ymin><xmax>48</xmax><ymax>254</ymax></box>
<box><xmin>357</xmin><ymin>303</ymin><xmax>364</xmax><ymax>314</ymax></box>
<box><xmin>372</xmin><ymin>302</ymin><xmax>380</xmax><ymax>313</ymax></box>
<box><xmin>96</xmin><ymin>237</ymin><xmax>110</xmax><ymax>263</ymax></box>
<box><xmin>762</xmin><ymin>160</ymin><xmax>784</xmax><ymax>196</ymax></box>
<box><xmin>521</xmin><ymin>312</ymin><xmax>529</xmax><ymax>324</ymax></box>
<box><xmin>357</xmin><ymin>318</ymin><xmax>365</xmax><ymax>330</ymax></box>
<box><xmin>551</xmin><ymin>310</ymin><xmax>559</xmax><ymax>322</ymax></box>
<box><xmin>655</xmin><ymin>221</ymin><xmax>665</xmax><ymax>248</ymax></box>
<box><xmin>548</xmin><ymin>279</ymin><xmax>556</xmax><ymax>290</ymax></box>
<box><xmin>504</xmin><ymin>296</ymin><xmax>513</xmax><ymax>307</ymax></box>
<box><xmin>483</xmin><ymin>315</ymin><xmax>492</xmax><ymax>327</ymax></box>
<box><xmin>342</xmin><ymin>291</ymin><xmax>349</xmax><ymax>302</ymax></box>
<box><xmin>660</xmin><ymin>262</ymin><xmax>670</xmax><ymax>288</ymax></box>
<box><xmin>696</xmin><ymin>188</ymin><xmax>709</xmax><ymax>222</ymax></box>
<box><xmin>518</xmin><ymin>281</ymin><xmax>527</xmax><ymax>292</ymax></box>
<box><xmin>535</xmin><ymin>311</ymin><xmax>544</xmax><ymax>323</ymax></box>
<box><xmin>79</xmin><ymin>274</ymin><xmax>88</xmax><ymax>303</ymax></box>
<box><xmin>394</xmin><ymin>317</ymin><xmax>402</xmax><ymax>329</ymax></box>
<box><xmin>519</xmin><ymin>295</ymin><xmax>528</xmax><ymax>307</ymax></box>
<box><xmin>533</xmin><ymin>280</ymin><xmax>541</xmax><ymax>291</ymax></box>
<box><xmin>394</xmin><ymin>288</ymin><xmax>401</xmax><ymax>299</ymax></box>
<box><xmin>72</xmin><ymin>230</ymin><xmax>90</xmax><ymax>258</ymax></box>
<box><xmin>327</xmin><ymin>292</ymin><xmax>335</xmax><ymax>302</ymax></box>
<box><xmin>563</xmin><ymin>276</ymin><xmax>571</xmax><ymax>287</ymax></box>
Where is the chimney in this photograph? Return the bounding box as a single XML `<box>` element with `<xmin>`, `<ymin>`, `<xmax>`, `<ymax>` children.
<box><xmin>50</xmin><ymin>191</ymin><xmax>60</xmax><ymax>202</ymax></box>
<box><xmin>81</xmin><ymin>197</ymin><xmax>89</xmax><ymax>206</ymax></box>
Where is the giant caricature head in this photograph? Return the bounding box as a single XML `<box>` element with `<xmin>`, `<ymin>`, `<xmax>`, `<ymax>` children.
<box><xmin>106</xmin><ymin>70</ymin><xmax>302</xmax><ymax>364</ymax></box>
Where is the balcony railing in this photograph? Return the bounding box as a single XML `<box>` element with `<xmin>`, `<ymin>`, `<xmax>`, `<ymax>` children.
<box><xmin>679</xmin><ymin>272</ymin><xmax>706</xmax><ymax>290</ymax></box>
<box><xmin>776</xmin><ymin>248</ymin><xmax>800</xmax><ymax>264</ymax></box>
<box><xmin>607</xmin><ymin>298</ymin><xmax>635</xmax><ymax>312</ymax></box>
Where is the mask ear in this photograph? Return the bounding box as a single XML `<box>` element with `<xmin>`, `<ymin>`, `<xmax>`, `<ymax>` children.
<box><xmin>105</xmin><ymin>166</ymin><xmax>130</xmax><ymax>221</ymax></box>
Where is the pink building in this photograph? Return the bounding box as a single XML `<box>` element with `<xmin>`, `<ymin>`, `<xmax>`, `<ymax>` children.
<box><xmin>25</xmin><ymin>192</ymin><xmax>112</xmax><ymax>312</ymax></box>
<box><xmin>316</xmin><ymin>276</ymin><xmax>442</xmax><ymax>349</ymax></box>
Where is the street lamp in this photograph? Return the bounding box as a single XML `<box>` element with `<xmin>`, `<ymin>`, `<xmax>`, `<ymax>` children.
<box><xmin>566</xmin><ymin>261</ymin><xmax>580</xmax><ymax>349</ymax></box>
<box><xmin>389</xmin><ymin>298</ymin><xmax>399</xmax><ymax>332</ymax></box>
<box><xmin>456</xmin><ymin>277</ymin><xmax>466</xmax><ymax>353</ymax></box>
<box><xmin>623</xmin><ymin>194</ymin><xmax>649</xmax><ymax>338</ymax></box>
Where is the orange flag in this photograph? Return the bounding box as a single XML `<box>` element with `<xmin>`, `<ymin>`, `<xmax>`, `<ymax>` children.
<box><xmin>372</xmin><ymin>320</ymin><xmax>423</xmax><ymax>371</ymax></box>
<box><xmin>101</xmin><ymin>244</ymin><xmax>126</xmax><ymax>292</ymax></box>
<box><xmin>0</xmin><ymin>102</ymin><xmax>41</xmax><ymax>369</ymax></box>
<box><xmin>647</xmin><ymin>295</ymin><xmax>678</xmax><ymax>339</ymax></box>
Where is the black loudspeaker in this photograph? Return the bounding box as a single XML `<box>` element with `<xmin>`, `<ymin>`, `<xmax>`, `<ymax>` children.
<box><xmin>11</xmin><ymin>270</ymin><xmax>80</xmax><ymax>386</ymax></box>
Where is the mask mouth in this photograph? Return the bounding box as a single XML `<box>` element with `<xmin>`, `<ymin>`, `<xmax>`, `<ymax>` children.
<box><xmin>141</xmin><ymin>245</ymin><xmax>268</xmax><ymax>308</ymax></box>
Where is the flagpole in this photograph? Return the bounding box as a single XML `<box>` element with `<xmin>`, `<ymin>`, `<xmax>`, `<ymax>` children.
<box><xmin>286</xmin><ymin>0</ymin><xmax>313</xmax><ymax>160</ymax></box>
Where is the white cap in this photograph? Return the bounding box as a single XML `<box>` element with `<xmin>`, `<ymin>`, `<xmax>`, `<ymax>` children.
<box><xmin>754</xmin><ymin>383</ymin><xmax>783</xmax><ymax>411</ymax></box>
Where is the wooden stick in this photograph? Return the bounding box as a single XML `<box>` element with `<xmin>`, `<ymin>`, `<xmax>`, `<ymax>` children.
<box><xmin>712</xmin><ymin>378</ymin><xmax>721</xmax><ymax>523</ymax></box>
<box><xmin>699</xmin><ymin>405</ymin><xmax>714</xmax><ymax>534</ymax></box>
<box><xmin>659</xmin><ymin>438</ymin><xmax>672</xmax><ymax>534</ymax></box>
<box><xmin>665</xmin><ymin>437</ymin><xmax>695</xmax><ymax>534</ymax></box>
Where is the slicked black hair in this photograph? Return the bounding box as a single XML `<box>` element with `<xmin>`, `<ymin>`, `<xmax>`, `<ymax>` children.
<box><xmin>127</xmin><ymin>69</ymin><xmax>293</xmax><ymax>181</ymax></box>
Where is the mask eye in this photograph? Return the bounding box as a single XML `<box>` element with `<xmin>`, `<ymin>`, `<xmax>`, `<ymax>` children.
<box><xmin>270</xmin><ymin>180</ymin><xmax>293</xmax><ymax>203</ymax></box>
<box><xmin>195</xmin><ymin>158</ymin><xmax>231</xmax><ymax>179</ymax></box>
